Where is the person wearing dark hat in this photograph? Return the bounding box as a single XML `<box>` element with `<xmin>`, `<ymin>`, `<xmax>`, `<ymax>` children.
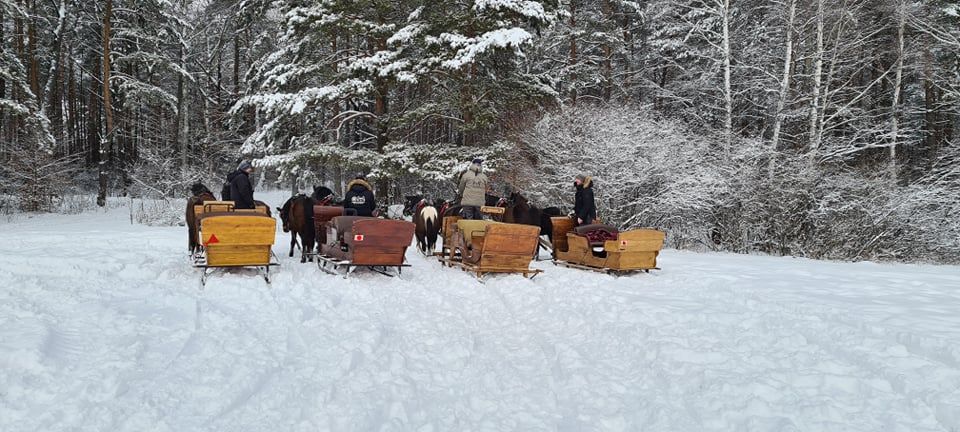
<box><xmin>228</xmin><ymin>160</ymin><xmax>256</xmax><ymax>210</ymax></box>
<box><xmin>344</xmin><ymin>174</ymin><xmax>377</xmax><ymax>217</ymax></box>
<box><xmin>457</xmin><ymin>158</ymin><xmax>489</xmax><ymax>220</ymax></box>
<box><xmin>573</xmin><ymin>174</ymin><xmax>596</xmax><ymax>226</ymax></box>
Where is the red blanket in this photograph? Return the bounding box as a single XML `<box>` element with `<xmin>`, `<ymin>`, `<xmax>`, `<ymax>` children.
<box><xmin>584</xmin><ymin>229</ymin><xmax>618</xmax><ymax>245</ymax></box>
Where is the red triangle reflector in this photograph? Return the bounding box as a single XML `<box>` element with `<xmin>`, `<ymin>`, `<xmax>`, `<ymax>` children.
<box><xmin>205</xmin><ymin>234</ymin><xmax>220</xmax><ymax>246</ymax></box>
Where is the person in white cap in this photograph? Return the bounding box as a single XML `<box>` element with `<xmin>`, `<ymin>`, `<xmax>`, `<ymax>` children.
<box><xmin>457</xmin><ymin>158</ymin><xmax>489</xmax><ymax>220</ymax></box>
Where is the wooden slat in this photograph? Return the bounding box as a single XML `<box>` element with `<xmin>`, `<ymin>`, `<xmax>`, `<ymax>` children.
<box><xmin>201</xmin><ymin>215</ymin><xmax>276</xmax><ymax>246</ymax></box>
<box><xmin>344</xmin><ymin>219</ymin><xmax>416</xmax><ymax>267</ymax></box>
<box><xmin>478</xmin><ymin>225</ymin><xmax>538</xmax><ymax>255</ymax></box>
<box><xmin>550</xmin><ymin>217</ymin><xmax>575</xmax><ymax>255</ymax></box>
<box><xmin>609</xmin><ymin>251</ymin><xmax>658</xmax><ymax>269</ymax></box>
<box><xmin>206</xmin><ymin>245</ymin><xmax>271</xmax><ymax>267</ymax></box>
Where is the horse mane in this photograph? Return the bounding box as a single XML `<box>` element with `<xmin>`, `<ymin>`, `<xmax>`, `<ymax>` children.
<box><xmin>484</xmin><ymin>193</ymin><xmax>501</xmax><ymax>207</ymax></box>
<box><xmin>312</xmin><ymin>186</ymin><xmax>335</xmax><ymax>203</ymax></box>
<box><xmin>510</xmin><ymin>192</ymin><xmax>530</xmax><ymax>211</ymax></box>
<box><xmin>190</xmin><ymin>183</ymin><xmax>214</xmax><ymax>198</ymax></box>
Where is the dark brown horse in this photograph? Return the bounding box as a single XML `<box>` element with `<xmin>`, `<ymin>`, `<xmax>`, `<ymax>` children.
<box><xmin>503</xmin><ymin>191</ymin><xmax>563</xmax><ymax>259</ymax></box>
<box><xmin>186</xmin><ymin>183</ymin><xmax>217</xmax><ymax>255</ymax></box>
<box><xmin>278</xmin><ymin>194</ymin><xmax>316</xmax><ymax>263</ymax></box>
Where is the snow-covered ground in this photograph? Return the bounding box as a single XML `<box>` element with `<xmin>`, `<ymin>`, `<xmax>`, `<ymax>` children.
<box><xmin>2</xmin><ymin>196</ymin><xmax>960</xmax><ymax>431</ymax></box>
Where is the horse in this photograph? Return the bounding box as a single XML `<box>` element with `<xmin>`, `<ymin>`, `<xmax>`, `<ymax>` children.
<box><xmin>186</xmin><ymin>183</ymin><xmax>217</xmax><ymax>255</ymax></box>
<box><xmin>277</xmin><ymin>194</ymin><xmax>316</xmax><ymax>263</ymax></box>
<box><xmin>405</xmin><ymin>196</ymin><xmax>442</xmax><ymax>255</ymax></box>
<box><xmin>503</xmin><ymin>191</ymin><xmax>563</xmax><ymax>259</ymax></box>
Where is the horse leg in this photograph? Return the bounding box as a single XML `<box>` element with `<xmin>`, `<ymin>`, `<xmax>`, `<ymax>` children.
<box><xmin>300</xmin><ymin>237</ymin><xmax>308</xmax><ymax>263</ymax></box>
<box><xmin>302</xmin><ymin>230</ymin><xmax>315</xmax><ymax>263</ymax></box>
<box><xmin>289</xmin><ymin>232</ymin><xmax>297</xmax><ymax>257</ymax></box>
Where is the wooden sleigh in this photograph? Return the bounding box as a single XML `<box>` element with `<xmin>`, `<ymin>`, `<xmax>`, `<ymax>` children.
<box><xmin>194</xmin><ymin>211</ymin><xmax>278</xmax><ymax>286</ymax></box>
<box><xmin>314</xmin><ymin>216</ymin><xmax>416</xmax><ymax>277</ymax></box>
<box><xmin>550</xmin><ymin>217</ymin><xmax>665</xmax><ymax>275</ymax></box>
<box><xmin>435</xmin><ymin>206</ymin><xmax>507</xmax><ymax>258</ymax></box>
<box><xmin>439</xmin><ymin>220</ymin><xmax>543</xmax><ymax>280</ymax></box>
<box><xmin>192</xmin><ymin>201</ymin><xmax>270</xmax><ymax>256</ymax></box>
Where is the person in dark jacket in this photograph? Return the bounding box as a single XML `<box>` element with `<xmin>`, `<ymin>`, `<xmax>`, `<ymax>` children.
<box><xmin>228</xmin><ymin>160</ymin><xmax>256</xmax><ymax>210</ymax></box>
<box><xmin>344</xmin><ymin>175</ymin><xmax>377</xmax><ymax>217</ymax></box>
<box><xmin>573</xmin><ymin>174</ymin><xmax>596</xmax><ymax>226</ymax></box>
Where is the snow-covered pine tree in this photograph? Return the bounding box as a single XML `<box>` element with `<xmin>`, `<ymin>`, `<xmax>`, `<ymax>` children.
<box><xmin>0</xmin><ymin>0</ymin><xmax>61</xmax><ymax>211</ymax></box>
<box><xmin>235</xmin><ymin>0</ymin><xmax>560</xmax><ymax>195</ymax></box>
<box><xmin>531</xmin><ymin>0</ymin><xmax>642</xmax><ymax>105</ymax></box>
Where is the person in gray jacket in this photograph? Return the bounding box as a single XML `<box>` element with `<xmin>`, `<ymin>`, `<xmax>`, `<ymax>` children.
<box><xmin>457</xmin><ymin>158</ymin><xmax>489</xmax><ymax>220</ymax></box>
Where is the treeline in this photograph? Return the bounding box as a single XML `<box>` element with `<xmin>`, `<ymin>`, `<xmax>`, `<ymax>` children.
<box><xmin>1</xmin><ymin>0</ymin><xmax>958</xmax><ymax>260</ymax></box>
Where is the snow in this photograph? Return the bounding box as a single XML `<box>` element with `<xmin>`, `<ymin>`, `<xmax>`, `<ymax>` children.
<box><xmin>433</xmin><ymin>28</ymin><xmax>534</xmax><ymax>69</ymax></box>
<box><xmin>2</xmin><ymin>194</ymin><xmax>960</xmax><ymax>431</ymax></box>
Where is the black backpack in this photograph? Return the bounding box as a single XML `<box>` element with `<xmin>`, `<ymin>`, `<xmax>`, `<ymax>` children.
<box><xmin>220</xmin><ymin>183</ymin><xmax>231</xmax><ymax>201</ymax></box>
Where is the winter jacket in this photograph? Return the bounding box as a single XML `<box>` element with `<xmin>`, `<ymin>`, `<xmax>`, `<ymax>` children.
<box><xmin>229</xmin><ymin>170</ymin><xmax>256</xmax><ymax>210</ymax></box>
<box><xmin>344</xmin><ymin>179</ymin><xmax>377</xmax><ymax>217</ymax></box>
<box><xmin>574</xmin><ymin>176</ymin><xmax>596</xmax><ymax>225</ymax></box>
<box><xmin>457</xmin><ymin>165</ymin><xmax>489</xmax><ymax>207</ymax></box>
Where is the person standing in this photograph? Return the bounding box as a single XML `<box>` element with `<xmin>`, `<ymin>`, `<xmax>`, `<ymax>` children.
<box><xmin>457</xmin><ymin>158</ymin><xmax>489</xmax><ymax>220</ymax></box>
<box><xmin>229</xmin><ymin>160</ymin><xmax>256</xmax><ymax>210</ymax></box>
<box><xmin>344</xmin><ymin>175</ymin><xmax>377</xmax><ymax>217</ymax></box>
<box><xmin>573</xmin><ymin>174</ymin><xmax>596</xmax><ymax>226</ymax></box>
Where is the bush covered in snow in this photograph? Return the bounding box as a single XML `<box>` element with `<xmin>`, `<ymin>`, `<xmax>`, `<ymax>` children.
<box><xmin>504</xmin><ymin>105</ymin><xmax>960</xmax><ymax>263</ymax></box>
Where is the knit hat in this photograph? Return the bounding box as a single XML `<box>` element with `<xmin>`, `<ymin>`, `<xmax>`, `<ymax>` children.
<box><xmin>472</xmin><ymin>158</ymin><xmax>483</xmax><ymax>165</ymax></box>
<box><xmin>237</xmin><ymin>160</ymin><xmax>254</xmax><ymax>172</ymax></box>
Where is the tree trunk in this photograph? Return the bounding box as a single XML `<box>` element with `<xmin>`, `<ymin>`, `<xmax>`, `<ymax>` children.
<box><xmin>27</xmin><ymin>0</ymin><xmax>40</xmax><ymax>104</ymax></box>
<box><xmin>568</xmin><ymin>0</ymin><xmax>577</xmax><ymax>105</ymax></box>
<box><xmin>889</xmin><ymin>1</ymin><xmax>906</xmax><ymax>173</ymax></box>
<box><xmin>720</xmin><ymin>0</ymin><xmax>733</xmax><ymax>153</ymax></box>
<box><xmin>770</xmin><ymin>0</ymin><xmax>796</xmax><ymax>150</ymax></box>
<box><xmin>922</xmin><ymin>37</ymin><xmax>939</xmax><ymax>157</ymax></box>
<box><xmin>233</xmin><ymin>31</ymin><xmax>240</xmax><ymax>96</ymax></box>
<box><xmin>808</xmin><ymin>0</ymin><xmax>825</xmax><ymax>155</ymax></box>
<box><xmin>177</xmin><ymin>43</ymin><xmax>188</xmax><ymax>173</ymax></box>
<box><xmin>0</xmin><ymin>4</ymin><xmax>6</xmax><ymax>154</ymax></box>
<box><xmin>601</xmin><ymin>0</ymin><xmax>613</xmax><ymax>102</ymax></box>
<box><xmin>459</xmin><ymin>63</ymin><xmax>475</xmax><ymax>146</ymax></box>
<box><xmin>67</xmin><ymin>59</ymin><xmax>77</xmax><ymax>155</ymax></box>
<box><xmin>98</xmin><ymin>0</ymin><xmax>113</xmax><ymax>207</ymax></box>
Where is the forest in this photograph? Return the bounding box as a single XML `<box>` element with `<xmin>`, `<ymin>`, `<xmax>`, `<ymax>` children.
<box><xmin>1</xmin><ymin>0</ymin><xmax>958</xmax><ymax>262</ymax></box>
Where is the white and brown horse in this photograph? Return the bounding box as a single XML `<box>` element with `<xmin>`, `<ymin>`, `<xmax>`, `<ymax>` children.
<box><xmin>406</xmin><ymin>195</ymin><xmax>446</xmax><ymax>255</ymax></box>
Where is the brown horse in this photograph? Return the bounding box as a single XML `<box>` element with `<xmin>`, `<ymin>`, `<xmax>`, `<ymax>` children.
<box><xmin>186</xmin><ymin>183</ymin><xmax>217</xmax><ymax>255</ymax></box>
<box><xmin>503</xmin><ymin>191</ymin><xmax>563</xmax><ymax>259</ymax></box>
<box><xmin>278</xmin><ymin>194</ymin><xmax>316</xmax><ymax>263</ymax></box>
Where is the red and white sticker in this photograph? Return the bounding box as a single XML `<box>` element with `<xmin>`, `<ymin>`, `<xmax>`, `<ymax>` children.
<box><xmin>620</xmin><ymin>240</ymin><xmax>628</xmax><ymax>246</ymax></box>
<box><xmin>354</xmin><ymin>234</ymin><xmax>365</xmax><ymax>242</ymax></box>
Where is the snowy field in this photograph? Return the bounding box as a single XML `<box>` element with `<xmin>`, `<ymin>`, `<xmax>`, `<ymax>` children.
<box><xmin>2</xmin><ymin>196</ymin><xmax>960</xmax><ymax>432</ymax></box>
